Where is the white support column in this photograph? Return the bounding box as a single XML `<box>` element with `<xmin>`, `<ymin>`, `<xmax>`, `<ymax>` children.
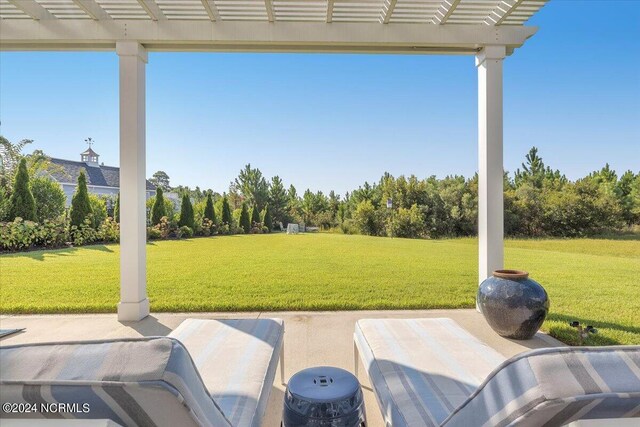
<box><xmin>476</xmin><ymin>45</ymin><xmax>506</xmax><ymax>287</ymax></box>
<box><xmin>117</xmin><ymin>41</ymin><xmax>149</xmax><ymax>321</ymax></box>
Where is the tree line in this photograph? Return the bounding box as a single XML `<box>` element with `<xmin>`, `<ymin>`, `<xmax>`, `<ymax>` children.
<box><xmin>149</xmin><ymin>147</ymin><xmax>639</xmax><ymax>239</ymax></box>
<box><xmin>1</xmin><ymin>134</ymin><xmax>639</xmax><ymax>252</ymax></box>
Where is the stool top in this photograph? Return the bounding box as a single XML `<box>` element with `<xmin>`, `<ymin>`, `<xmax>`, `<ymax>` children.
<box><xmin>287</xmin><ymin>366</ymin><xmax>360</xmax><ymax>403</ymax></box>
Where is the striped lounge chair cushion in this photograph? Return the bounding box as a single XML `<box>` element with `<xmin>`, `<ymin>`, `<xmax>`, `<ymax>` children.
<box><xmin>0</xmin><ymin>337</ymin><xmax>231</xmax><ymax>427</ymax></box>
<box><xmin>355</xmin><ymin>318</ymin><xmax>640</xmax><ymax>427</ymax></box>
<box><xmin>168</xmin><ymin>318</ymin><xmax>284</xmax><ymax>427</ymax></box>
<box><xmin>442</xmin><ymin>346</ymin><xmax>640</xmax><ymax>427</ymax></box>
<box><xmin>355</xmin><ymin>318</ymin><xmax>507</xmax><ymax>427</ymax></box>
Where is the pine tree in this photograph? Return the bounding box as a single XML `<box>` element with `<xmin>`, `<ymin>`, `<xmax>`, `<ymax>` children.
<box><xmin>515</xmin><ymin>147</ymin><xmax>546</xmax><ymax>189</ymax></box>
<box><xmin>235</xmin><ymin>164</ymin><xmax>269</xmax><ymax>210</ymax></box>
<box><xmin>114</xmin><ymin>193</ymin><xmax>120</xmax><ymax>222</ymax></box>
<box><xmin>268</xmin><ymin>175</ymin><xmax>289</xmax><ymax>226</ymax></box>
<box><xmin>221</xmin><ymin>195</ymin><xmax>232</xmax><ymax>225</ymax></box>
<box><xmin>204</xmin><ymin>193</ymin><xmax>216</xmax><ymax>223</ymax></box>
<box><xmin>262</xmin><ymin>203</ymin><xmax>273</xmax><ymax>231</ymax></box>
<box><xmin>251</xmin><ymin>204</ymin><xmax>260</xmax><ymax>225</ymax></box>
<box><xmin>9</xmin><ymin>158</ymin><xmax>36</xmax><ymax>221</ymax></box>
<box><xmin>239</xmin><ymin>202</ymin><xmax>251</xmax><ymax>233</ymax></box>
<box><xmin>178</xmin><ymin>193</ymin><xmax>195</xmax><ymax>229</ymax></box>
<box><xmin>151</xmin><ymin>187</ymin><xmax>166</xmax><ymax>225</ymax></box>
<box><xmin>70</xmin><ymin>170</ymin><xmax>93</xmax><ymax>227</ymax></box>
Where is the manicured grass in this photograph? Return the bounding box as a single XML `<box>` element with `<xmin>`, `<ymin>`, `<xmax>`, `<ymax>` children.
<box><xmin>1</xmin><ymin>234</ymin><xmax>638</xmax><ymax>345</ymax></box>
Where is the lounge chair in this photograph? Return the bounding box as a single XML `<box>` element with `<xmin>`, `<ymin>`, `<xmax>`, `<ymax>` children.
<box><xmin>354</xmin><ymin>318</ymin><xmax>640</xmax><ymax>427</ymax></box>
<box><xmin>0</xmin><ymin>318</ymin><xmax>284</xmax><ymax>427</ymax></box>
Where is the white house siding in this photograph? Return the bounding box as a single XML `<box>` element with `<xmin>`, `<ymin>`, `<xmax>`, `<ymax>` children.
<box><xmin>60</xmin><ymin>183</ymin><xmax>155</xmax><ymax>206</ymax></box>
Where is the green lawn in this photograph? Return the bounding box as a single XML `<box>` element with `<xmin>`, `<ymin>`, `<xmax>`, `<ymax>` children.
<box><xmin>1</xmin><ymin>234</ymin><xmax>638</xmax><ymax>346</ymax></box>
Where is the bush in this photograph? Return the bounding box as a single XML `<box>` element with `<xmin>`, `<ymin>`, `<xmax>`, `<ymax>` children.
<box><xmin>151</xmin><ymin>188</ymin><xmax>167</xmax><ymax>225</ymax></box>
<box><xmin>98</xmin><ymin>217</ymin><xmax>119</xmax><ymax>243</ymax></box>
<box><xmin>178</xmin><ymin>194</ymin><xmax>195</xmax><ymax>230</ymax></box>
<box><xmin>147</xmin><ymin>227</ymin><xmax>162</xmax><ymax>240</ymax></box>
<box><xmin>88</xmin><ymin>194</ymin><xmax>107</xmax><ymax>229</ymax></box>
<box><xmin>35</xmin><ymin>218</ymin><xmax>68</xmax><ymax>248</ymax></box>
<box><xmin>217</xmin><ymin>223</ymin><xmax>230</xmax><ymax>235</ymax></box>
<box><xmin>386</xmin><ymin>204</ymin><xmax>424</xmax><ymax>238</ymax></box>
<box><xmin>200</xmin><ymin>218</ymin><xmax>215</xmax><ymax>237</ymax></box>
<box><xmin>114</xmin><ymin>192</ymin><xmax>120</xmax><ymax>222</ymax></box>
<box><xmin>543</xmin><ymin>179</ymin><xmax>623</xmax><ymax>237</ymax></box>
<box><xmin>0</xmin><ymin>218</ymin><xmax>39</xmax><ymax>251</ymax></box>
<box><xmin>70</xmin><ymin>171</ymin><xmax>92</xmax><ymax>227</ymax></box>
<box><xmin>216</xmin><ymin>223</ymin><xmax>244</xmax><ymax>236</ymax></box>
<box><xmin>31</xmin><ymin>176</ymin><xmax>66</xmax><ymax>222</ymax></box>
<box><xmin>0</xmin><ymin>186</ymin><xmax>11</xmax><ymax>221</ymax></box>
<box><xmin>239</xmin><ymin>202</ymin><xmax>251</xmax><ymax>233</ymax></box>
<box><xmin>194</xmin><ymin>198</ymin><xmax>205</xmax><ymax>227</ymax></box>
<box><xmin>353</xmin><ymin>200</ymin><xmax>383</xmax><ymax>236</ymax></box>
<box><xmin>262</xmin><ymin>203</ymin><xmax>273</xmax><ymax>232</ymax></box>
<box><xmin>193</xmin><ymin>221</ymin><xmax>204</xmax><ymax>236</ymax></box>
<box><xmin>178</xmin><ymin>225</ymin><xmax>193</xmax><ymax>238</ymax></box>
<box><xmin>0</xmin><ymin>217</ymin><xmax>70</xmax><ymax>252</ymax></box>
<box><xmin>9</xmin><ymin>158</ymin><xmax>36</xmax><ymax>221</ymax></box>
<box><xmin>339</xmin><ymin>219</ymin><xmax>358</xmax><ymax>235</ymax></box>
<box><xmin>149</xmin><ymin>216</ymin><xmax>172</xmax><ymax>239</ymax></box>
<box><xmin>251</xmin><ymin>205</ymin><xmax>261</xmax><ymax>226</ymax></box>
<box><xmin>69</xmin><ymin>217</ymin><xmax>98</xmax><ymax>246</ymax></box>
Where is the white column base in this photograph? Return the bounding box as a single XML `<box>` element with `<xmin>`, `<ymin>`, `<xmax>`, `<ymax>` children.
<box><xmin>117</xmin><ymin>298</ymin><xmax>150</xmax><ymax>322</ymax></box>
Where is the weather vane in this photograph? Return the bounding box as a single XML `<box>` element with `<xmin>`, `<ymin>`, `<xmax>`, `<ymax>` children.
<box><xmin>85</xmin><ymin>137</ymin><xmax>94</xmax><ymax>149</ymax></box>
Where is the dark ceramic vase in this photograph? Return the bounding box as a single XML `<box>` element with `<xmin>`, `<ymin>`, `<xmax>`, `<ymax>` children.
<box><xmin>477</xmin><ymin>270</ymin><xmax>549</xmax><ymax>340</ymax></box>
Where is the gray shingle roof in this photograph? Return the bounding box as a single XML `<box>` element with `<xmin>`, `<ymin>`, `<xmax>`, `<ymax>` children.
<box><xmin>48</xmin><ymin>158</ymin><xmax>156</xmax><ymax>191</ymax></box>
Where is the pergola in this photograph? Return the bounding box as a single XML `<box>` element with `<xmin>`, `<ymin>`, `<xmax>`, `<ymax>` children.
<box><xmin>0</xmin><ymin>0</ymin><xmax>548</xmax><ymax>321</ymax></box>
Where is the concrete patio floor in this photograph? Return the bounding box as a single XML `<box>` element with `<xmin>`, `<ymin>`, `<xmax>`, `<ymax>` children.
<box><xmin>0</xmin><ymin>309</ymin><xmax>563</xmax><ymax>426</ymax></box>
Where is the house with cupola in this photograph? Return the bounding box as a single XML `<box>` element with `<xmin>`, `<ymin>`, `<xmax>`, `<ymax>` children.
<box><xmin>48</xmin><ymin>145</ymin><xmax>156</xmax><ymax>206</ymax></box>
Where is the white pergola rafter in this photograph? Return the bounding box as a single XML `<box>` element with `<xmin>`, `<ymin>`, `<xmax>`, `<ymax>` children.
<box><xmin>381</xmin><ymin>0</ymin><xmax>398</xmax><ymax>24</ymax></box>
<box><xmin>71</xmin><ymin>0</ymin><xmax>109</xmax><ymax>21</ymax></box>
<box><xmin>6</xmin><ymin>0</ymin><xmax>54</xmax><ymax>20</ymax></box>
<box><xmin>2</xmin><ymin>0</ymin><xmax>546</xmax><ymax>25</ymax></box>
<box><xmin>0</xmin><ymin>0</ymin><xmax>548</xmax><ymax>321</ymax></box>
<box><xmin>136</xmin><ymin>0</ymin><xmax>164</xmax><ymax>21</ymax></box>
<box><xmin>485</xmin><ymin>0</ymin><xmax>525</xmax><ymax>26</ymax></box>
<box><xmin>432</xmin><ymin>0</ymin><xmax>461</xmax><ymax>25</ymax></box>
<box><xmin>326</xmin><ymin>0</ymin><xmax>334</xmax><ymax>23</ymax></box>
<box><xmin>200</xmin><ymin>0</ymin><xmax>220</xmax><ymax>22</ymax></box>
<box><xmin>264</xmin><ymin>0</ymin><xmax>275</xmax><ymax>22</ymax></box>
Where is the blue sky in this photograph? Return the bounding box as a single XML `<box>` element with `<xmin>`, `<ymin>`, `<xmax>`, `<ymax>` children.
<box><xmin>1</xmin><ymin>1</ymin><xmax>639</xmax><ymax>195</ymax></box>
